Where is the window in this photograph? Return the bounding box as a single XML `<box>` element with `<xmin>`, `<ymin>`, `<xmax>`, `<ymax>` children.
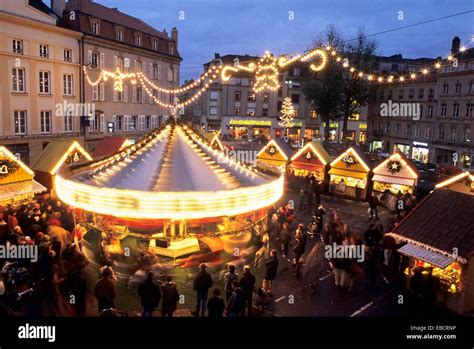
<box><xmin>234</xmin><ymin>91</ymin><xmax>241</xmax><ymax>102</ymax></box>
<box><xmin>133</xmin><ymin>87</ymin><xmax>143</xmax><ymax>103</ymax></box>
<box><xmin>396</xmin><ymin>123</ymin><xmax>401</xmax><ymax>135</ymax></box>
<box><xmin>157</xmin><ymin>65</ymin><xmax>162</xmax><ymax>80</ymax></box>
<box><xmin>151</xmin><ymin>115</ymin><xmax>158</xmax><ymax>129</ymax></box>
<box><xmin>91</xmin><ymin>51</ymin><xmax>99</xmax><ymax>69</ymax></box>
<box><xmin>418</xmin><ymin>89</ymin><xmax>424</xmax><ymax>99</ymax></box>
<box><xmin>39</xmin><ymin>44</ymin><xmax>49</xmax><ymax>58</ymax></box>
<box><xmin>438</xmin><ymin>125</ymin><xmax>445</xmax><ymax>140</ymax></box>
<box><xmin>169</xmin><ymin>43</ymin><xmax>175</xmax><ymax>55</ymax></box>
<box><xmin>138</xmin><ymin>116</ymin><xmax>145</xmax><ymax>131</ymax></box>
<box><xmin>450</xmin><ymin>127</ymin><xmax>457</xmax><ymax>142</ymax></box>
<box><xmin>64</xmin><ymin>112</ymin><xmax>73</xmax><ymax>132</ymax></box>
<box><xmin>442</xmin><ymin>83</ymin><xmax>449</xmax><ymax>94</ymax></box>
<box><xmin>414</xmin><ymin>125</ymin><xmax>420</xmax><ymax>137</ymax></box>
<box><xmin>391</xmin><ymin>64</ymin><xmax>399</xmax><ymax>72</ymax></box>
<box><xmin>428</xmin><ymin>89</ymin><xmax>434</xmax><ymax>98</ymax></box>
<box><xmin>92</xmin><ymin>85</ymin><xmax>98</xmax><ymax>101</ymax></box>
<box><xmin>409</xmin><ymin>89</ymin><xmax>414</xmax><ymax>99</ymax></box>
<box><xmin>247</xmin><ymin>92</ymin><xmax>256</xmax><ymax>102</ymax></box>
<box><xmin>63</xmin><ymin>74</ymin><xmax>73</xmax><ymax>95</ymax></box>
<box><xmin>12</xmin><ymin>68</ymin><xmax>25</xmax><ymax>92</ymax></box>
<box><xmin>453</xmin><ymin>103</ymin><xmax>459</xmax><ymax>117</ymax></box>
<box><xmin>115</xmin><ymin>115</ymin><xmax>123</xmax><ymax>131</ymax></box>
<box><xmin>291</xmin><ymin>94</ymin><xmax>300</xmax><ymax>104</ymax></box>
<box><xmin>99</xmin><ymin>83</ymin><xmax>105</xmax><ymax>101</ymax></box>
<box><xmin>440</xmin><ymin>103</ymin><xmax>447</xmax><ymax>117</ymax></box>
<box><xmin>91</xmin><ymin>20</ymin><xmax>100</xmax><ymax>35</ymax></box>
<box><xmin>39</xmin><ymin>71</ymin><xmax>50</xmax><ymax>94</ymax></box>
<box><xmin>470</xmin><ymin>81</ymin><xmax>474</xmax><ymax>94</ymax></box>
<box><xmin>293</xmin><ymin>67</ymin><xmax>301</xmax><ymax>76</ymax></box>
<box><xmin>425</xmin><ymin>126</ymin><xmax>431</xmax><ymax>139</ymax></box>
<box><xmin>262</xmin><ymin>108</ymin><xmax>268</xmax><ymax>117</ymax></box>
<box><xmin>386</xmin><ymin>122</ymin><xmax>390</xmax><ymax>133</ymax></box>
<box><xmin>234</xmin><ymin>107</ymin><xmax>241</xmax><ymax>116</ymax></box>
<box><xmin>146</xmin><ymin>116</ymin><xmax>151</xmax><ymax>129</ymax></box>
<box><xmin>209</xmin><ymin>107</ymin><xmax>218</xmax><ymax>116</ymax></box>
<box><xmin>151</xmin><ymin>64</ymin><xmax>159</xmax><ymax>79</ymax></box>
<box><xmin>467</xmin><ymin>103</ymin><xmax>474</xmax><ymax>118</ymax></box>
<box><xmin>406</xmin><ymin>124</ymin><xmax>411</xmax><ymax>136</ymax></box>
<box><xmin>152</xmin><ymin>39</ymin><xmax>158</xmax><ymax>51</ymax></box>
<box><xmin>135</xmin><ymin>33</ymin><xmax>142</xmax><ymax>46</ymax></box>
<box><xmin>90</xmin><ymin>113</ymin><xmax>104</xmax><ymax>132</ymax></box>
<box><xmin>167</xmin><ymin>66</ymin><xmax>174</xmax><ymax>81</ymax></box>
<box><xmin>455</xmin><ymin>82</ymin><xmax>462</xmax><ymax>94</ymax></box>
<box><xmin>131</xmin><ymin>116</ymin><xmax>137</xmax><ymax>131</ymax></box>
<box><xmin>63</xmin><ymin>49</ymin><xmax>72</xmax><ymax>62</ymax></box>
<box><xmin>123</xmin><ymin>115</ymin><xmax>131</xmax><ymax>131</ymax></box>
<box><xmin>398</xmin><ymin>89</ymin><xmax>404</xmax><ymax>99</ymax></box>
<box><xmin>378</xmin><ymin>123</ymin><xmax>383</xmax><ymax>133</ymax></box>
<box><xmin>116</xmin><ymin>28</ymin><xmax>124</xmax><ymax>42</ymax></box>
<box><xmin>310</xmin><ymin>110</ymin><xmax>317</xmax><ymax>119</ymax></box>
<box><xmin>115</xmin><ymin>56</ymin><xmax>124</xmax><ymax>71</ymax></box>
<box><xmin>13</xmin><ymin>39</ymin><xmax>23</xmax><ymax>54</ymax></box>
<box><xmin>246</xmin><ymin>107</ymin><xmax>256</xmax><ymax>117</ymax></box>
<box><xmin>113</xmin><ymin>87</ymin><xmax>124</xmax><ymax>102</ymax></box>
<box><xmin>427</xmin><ymin>105</ymin><xmax>433</xmax><ymax>118</ymax></box>
<box><xmin>464</xmin><ymin>128</ymin><xmax>471</xmax><ymax>143</ymax></box>
<box><xmin>14</xmin><ymin>110</ymin><xmax>27</xmax><ymax>134</ymax></box>
<box><xmin>263</xmin><ymin>93</ymin><xmax>269</xmax><ymax>103</ymax></box>
<box><xmin>210</xmin><ymin>91</ymin><xmax>218</xmax><ymax>101</ymax></box>
<box><xmin>40</xmin><ymin>111</ymin><xmax>51</xmax><ymax>133</ymax></box>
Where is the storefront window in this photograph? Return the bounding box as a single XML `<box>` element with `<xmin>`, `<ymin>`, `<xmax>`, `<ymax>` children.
<box><xmin>370</xmin><ymin>141</ymin><xmax>383</xmax><ymax>152</ymax></box>
<box><xmin>461</xmin><ymin>153</ymin><xmax>471</xmax><ymax>169</ymax></box>
<box><xmin>395</xmin><ymin>144</ymin><xmax>410</xmax><ymax>156</ymax></box>
<box><xmin>412</xmin><ymin>146</ymin><xmax>429</xmax><ymax>163</ymax></box>
<box><xmin>406</xmin><ymin>260</ymin><xmax>463</xmax><ymax>294</ymax></box>
<box><xmin>359</xmin><ymin>131</ymin><xmax>366</xmax><ymax>144</ymax></box>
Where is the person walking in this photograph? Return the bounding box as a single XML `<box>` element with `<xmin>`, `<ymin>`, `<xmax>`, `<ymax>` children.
<box><xmin>137</xmin><ymin>271</ymin><xmax>162</xmax><ymax>317</ymax></box>
<box><xmin>280</xmin><ymin>222</ymin><xmax>291</xmax><ymax>259</ymax></box>
<box><xmin>239</xmin><ymin>265</ymin><xmax>256</xmax><ymax>317</ymax></box>
<box><xmin>160</xmin><ymin>275</ymin><xmax>180</xmax><ymax>317</ymax></box>
<box><xmin>368</xmin><ymin>193</ymin><xmax>379</xmax><ymax>220</ymax></box>
<box><xmin>191</xmin><ymin>263</ymin><xmax>213</xmax><ymax>317</ymax></box>
<box><xmin>207</xmin><ymin>288</ymin><xmax>225</xmax><ymax>317</ymax></box>
<box><xmin>93</xmin><ymin>267</ymin><xmax>117</xmax><ymax>314</ymax></box>
<box><xmin>298</xmin><ymin>189</ymin><xmax>305</xmax><ymax>211</ymax></box>
<box><xmin>224</xmin><ymin>264</ymin><xmax>239</xmax><ymax>303</ymax></box>
<box><xmin>292</xmin><ymin>224</ymin><xmax>307</xmax><ymax>277</ymax></box>
<box><xmin>227</xmin><ymin>280</ymin><xmax>245</xmax><ymax>317</ymax></box>
<box><xmin>262</xmin><ymin>249</ymin><xmax>278</xmax><ymax>294</ymax></box>
<box><xmin>315</xmin><ymin>181</ymin><xmax>323</xmax><ymax>205</ymax></box>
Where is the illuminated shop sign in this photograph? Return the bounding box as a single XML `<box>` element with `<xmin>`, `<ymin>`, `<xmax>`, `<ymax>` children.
<box><xmin>359</xmin><ymin>123</ymin><xmax>367</xmax><ymax>130</ymax></box>
<box><xmin>229</xmin><ymin>119</ymin><xmax>272</xmax><ymax>127</ymax></box>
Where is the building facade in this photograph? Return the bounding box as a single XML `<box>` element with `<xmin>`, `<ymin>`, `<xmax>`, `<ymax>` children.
<box><xmin>0</xmin><ymin>0</ymin><xmax>82</xmax><ymax>165</ymax></box>
<box><xmin>367</xmin><ymin>38</ymin><xmax>474</xmax><ymax>170</ymax></box>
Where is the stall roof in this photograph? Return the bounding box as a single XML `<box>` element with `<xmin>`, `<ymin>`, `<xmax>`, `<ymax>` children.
<box><xmin>329</xmin><ymin>146</ymin><xmax>371</xmax><ymax>172</ymax></box>
<box><xmin>291</xmin><ymin>141</ymin><xmax>331</xmax><ymax>165</ymax></box>
<box><xmin>91</xmin><ymin>138</ymin><xmax>131</xmax><ymax>160</ymax></box>
<box><xmin>373</xmin><ymin>151</ymin><xmax>419</xmax><ymax>180</ymax></box>
<box><xmin>435</xmin><ymin>171</ymin><xmax>474</xmax><ymax>195</ymax></box>
<box><xmin>398</xmin><ymin>243</ymin><xmax>455</xmax><ymax>269</ymax></box>
<box><xmin>257</xmin><ymin>138</ymin><xmax>294</xmax><ymax>161</ymax></box>
<box><xmin>0</xmin><ymin>180</ymin><xmax>46</xmax><ymax>202</ymax></box>
<box><xmin>32</xmin><ymin>140</ymin><xmax>92</xmax><ymax>174</ymax></box>
<box><xmin>388</xmin><ymin>188</ymin><xmax>474</xmax><ymax>263</ymax></box>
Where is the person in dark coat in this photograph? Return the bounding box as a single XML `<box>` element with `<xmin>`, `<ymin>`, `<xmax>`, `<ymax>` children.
<box><xmin>368</xmin><ymin>193</ymin><xmax>379</xmax><ymax>219</ymax></box>
<box><xmin>262</xmin><ymin>249</ymin><xmax>278</xmax><ymax>294</ymax></box>
<box><xmin>364</xmin><ymin>223</ymin><xmax>381</xmax><ymax>248</ymax></box>
<box><xmin>293</xmin><ymin>224</ymin><xmax>307</xmax><ymax>277</ymax></box>
<box><xmin>224</xmin><ymin>264</ymin><xmax>239</xmax><ymax>302</ymax></box>
<box><xmin>160</xmin><ymin>275</ymin><xmax>180</xmax><ymax>317</ymax></box>
<box><xmin>280</xmin><ymin>222</ymin><xmax>291</xmax><ymax>258</ymax></box>
<box><xmin>93</xmin><ymin>267</ymin><xmax>117</xmax><ymax>313</ymax></box>
<box><xmin>138</xmin><ymin>271</ymin><xmax>162</xmax><ymax>317</ymax></box>
<box><xmin>227</xmin><ymin>280</ymin><xmax>245</xmax><ymax>317</ymax></box>
<box><xmin>238</xmin><ymin>265</ymin><xmax>256</xmax><ymax>317</ymax></box>
<box><xmin>191</xmin><ymin>263</ymin><xmax>213</xmax><ymax>317</ymax></box>
<box><xmin>315</xmin><ymin>181</ymin><xmax>323</xmax><ymax>205</ymax></box>
<box><xmin>207</xmin><ymin>288</ymin><xmax>225</xmax><ymax>317</ymax></box>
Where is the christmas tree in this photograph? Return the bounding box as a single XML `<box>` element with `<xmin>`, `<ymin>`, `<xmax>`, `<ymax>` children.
<box><xmin>278</xmin><ymin>97</ymin><xmax>294</xmax><ymax>130</ymax></box>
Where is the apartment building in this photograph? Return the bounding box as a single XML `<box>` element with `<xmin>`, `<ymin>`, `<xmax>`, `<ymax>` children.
<box><xmin>367</xmin><ymin>37</ymin><xmax>474</xmax><ymax>170</ymax></box>
<box><xmin>0</xmin><ymin>0</ymin><xmax>82</xmax><ymax>165</ymax></box>
<box><xmin>62</xmin><ymin>0</ymin><xmax>181</xmax><ymax>151</ymax></box>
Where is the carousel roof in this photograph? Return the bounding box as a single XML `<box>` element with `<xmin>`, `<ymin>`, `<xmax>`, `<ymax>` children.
<box><xmin>55</xmin><ymin>124</ymin><xmax>284</xmax><ymax>220</ymax></box>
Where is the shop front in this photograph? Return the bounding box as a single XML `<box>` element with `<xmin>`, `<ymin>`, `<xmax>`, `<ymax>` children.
<box><xmin>372</xmin><ymin>151</ymin><xmax>419</xmax><ymax>210</ymax></box>
<box><xmin>328</xmin><ymin>147</ymin><xmax>371</xmax><ymax>201</ymax></box>
<box><xmin>370</xmin><ymin>140</ymin><xmax>384</xmax><ymax>152</ymax></box>
<box><xmin>256</xmin><ymin>138</ymin><xmax>294</xmax><ymax>175</ymax></box>
<box><xmin>395</xmin><ymin>143</ymin><xmax>411</xmax><ymax>157</ymax></box>
<box><xmin>223</xmin><ymin>117</ymin><xmax>273</xmax><ymax>140</ymax></box>
<box><xmin>412</xmin><ymin>141</ymin><xmax>430</xmax><ymax>163</ymax></box>
<box><xmin>288</xmin><ymin>142</ymin><xmax>331</xmax><ymax>182</ymax></box>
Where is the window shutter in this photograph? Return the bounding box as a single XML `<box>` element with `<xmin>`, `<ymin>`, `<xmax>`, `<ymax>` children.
<box><xmin>113</xmin><ymin>89</ymin><xmax>117</xmax><ymax>102</ymax></box>
<box><xmin>88</xmin><ymin>50</ymin><xmax>92</xmax><ymax>65</ymax></box>
<box><xmin>100</xmin><ymin>52</ymin><xmax>105</xmax><ymax>69</ymax></box>
<box><xmin>100</xmin><ymin>113</ymin><xmax>104</xmax><ymax>132</ymax></box>
<box><xmin>92</xmin><ymin>85</ymin><xmax>98</xmax><ymax>101</ymax></box>
<box><xmin>149</xmin><ymin>63</ymin><xmax>153</xmax><ymax>78</ymax></box>
<box><xmin>124</xmin><ymin>85</ymin><xmax>128</xmax><ymax>102</ymax></box>
<box><xmin>112</xmin><ymin>115</ymin><xmax>116</xmax><ymax>128</ymax></box>
<box><xmin>158</xmin><ymin>65</ymin><xmax>161</xmax><ymax>80</ymax></box>
<box><xmin>99</xmin><ymin>82</ymin><xmax>105</xmax><ymax>101</ymax></box>
<box><xmin>141</xmin><ymin>89</ymin><xmax>145</xmax><ymax>103</ymax></box>
<box><xmin>132</xmin><ymin>86</ymin><xmax>137</xmax><ymax>103</ymax></box>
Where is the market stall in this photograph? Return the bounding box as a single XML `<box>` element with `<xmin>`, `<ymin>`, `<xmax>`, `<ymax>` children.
<box><xmin>387</xmin><ymin>177</ymin><xmax>474</xmax><ymax>314</ymax></box>
<box><xmin>372</xmin><ymin>151</ymin><xmax>419</xmax><ymax>210</ymax></box>
<box><xmin>328</xmin><ymin>146</ymin><xmax>371</xmax><ymax>201</ymax></box>
<box><xmin>256</xmin><ymin>138</ymin><xmax>294</xmax><ymax>175</ymax></box>
<box><xmin>32</xmin><ymin>140</ymin><xmax>92</xmax><ymax>193</ymax></box>
<box><xmin>204</xmin><ymin>132</ymin><xmax>225</xmax><ymax>152</ymax></box>
<box><xmin>0</xmin><ymin>146</ymin><xmax>46</xmax><ymax>205</ymax></box>
<box><xmin>289</xmin><ymin>141</ymin><xmax>331</xmax><ymax>180</ymax></box>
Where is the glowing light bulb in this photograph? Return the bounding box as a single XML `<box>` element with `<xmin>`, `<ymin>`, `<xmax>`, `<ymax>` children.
<box><xmin>435</xmin><ymin>62</ymin><xmax>441</xmax><ymax>69</ymax></box>
<box><xmin>460</xmin><ymin>46</ymin><xmax>466</xmax><ymax>52</ymax></box>
<box><xmin>422</xmin><ymin>69</ymin><xmax>428</xmax><ymax>75</ymax></box>
<box><xmin>410</xmin><ymin>73</ymin><xmax>416</xmax><ymax>79</ymax></box>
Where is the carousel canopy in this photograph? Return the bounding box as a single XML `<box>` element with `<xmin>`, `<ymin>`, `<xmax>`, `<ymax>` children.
<box><xmin>55</xmin><ymin>124</ymin><xmax>284</xmax><ymax>220</ymax></box>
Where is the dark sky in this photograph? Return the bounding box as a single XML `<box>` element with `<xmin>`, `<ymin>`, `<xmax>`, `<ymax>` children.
<box><xmin>88</xmin><ymin>0</ymin><xmax>473</xmax><ymax>81</ymax></box>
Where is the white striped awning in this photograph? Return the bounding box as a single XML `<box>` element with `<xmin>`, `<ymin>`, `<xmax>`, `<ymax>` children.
<box><xmin>372</xmin><ymin>174</ymin><xmax>415</xmax><ymax>186</ymax></box>
<box><xmin>0</xmin><ymin>180</ymin><xmax>46</xmax><ymax>201</ymax></box>
<box><xmin>398</xmin><ymin>243</ymin><xmax>454</xmax><ymax>269</ymax></box>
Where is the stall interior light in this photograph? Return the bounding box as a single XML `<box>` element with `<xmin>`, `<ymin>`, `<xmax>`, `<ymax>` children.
<box><xmin>290</xmin><ymin>143</ymin><xmax>328</xmax><ymax>165</ymax></box>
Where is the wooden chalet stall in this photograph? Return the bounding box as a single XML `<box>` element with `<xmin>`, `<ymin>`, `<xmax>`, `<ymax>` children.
<box><xmin>32</xmin><ymin>140</ymin><xmax>92</xmax><ymax>193</ymax></box>
<box><xmin>289</xmin><ymin>142</ymin><xmax>331</xmax><ymax>180</ymax></box>
<box><xmin>328</xmin><ymin>146</ymin><xmax>371</xmax><ymax>201</ymax></box>
<box><xmin>256</xmin><ymin>138</ymin><xmax>293</xmax><ymax>175</ymax></box>
<box><xmin>387</xmin><ymin>172</ymin><xmax>474</xmax><ymax>314</ymax></box>
<box><xmin>90</xmin><ymin>137</ymin><xmax>132</xmax><ymax>161</ymax></box>
<box><xmin>372</xmin><ymin>151</ymin><xmax>419</xmax><ymax>210</ymax></box>
<box><xmin>0</xmin><ymin>146</ymin><xmax>46</xmax><ymax>205</ymax></box>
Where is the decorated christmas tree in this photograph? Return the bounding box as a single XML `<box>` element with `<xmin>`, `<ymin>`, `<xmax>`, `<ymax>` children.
<box><xmin>278</xmin><ymin>97</ymin><xmax>294</xmax><ymax>131</ymax></box>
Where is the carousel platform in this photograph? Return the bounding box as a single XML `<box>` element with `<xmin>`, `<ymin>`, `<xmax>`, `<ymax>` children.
<box><xmin>148</xmin><ymin>236</ymin><xmax>201</xmax><ymax>259</ymax></box>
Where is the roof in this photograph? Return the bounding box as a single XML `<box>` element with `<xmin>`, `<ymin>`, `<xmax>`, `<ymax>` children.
<box><xmin>389</xmin><ymin>188</ymin><xmax>474</xmax><ymax>262</ymax></box>
<box><xmin>0</xmin><ymin>146</ymin><xmax>34</xmax><ymax>185</ymax></box>
<box><xmin>63</xmin><ymin>0</ymin><xmax>180</xmax><ymax>59</ymax></box>
<box><xmin>435</xmin><ymin>171</ymin><xmax>474</xmax><ymax>195</ymax></box>
<box><xmin>0</xmin><ymin>180</ymin><xmax>46</xmax><ymax>202</ymax></box>
<box><xmin>372</xmin><ymin>151</ymin><xmax>419</xmax><ymax>183</ymax></box>
<box><xmin>398</xmin><ymin>243</ymin><xmax>455</xmax><ymax>269</ymax></box>
<box><xmin>91</xmin><ymin>138</ymin><xmax>130</xmax><ymax>160</ymax></box>
<box><xmin>32</xmin><ymin>140</ymin><xmax>92</xmax><ymax>174</ymax></box>
<box><xmin>291</xmin><ymin>141</ymin><xmax>331</xmax><ymax>165</ymax></box>
<box><xmin>330</xmin><ymin>146</ymin><xmax>371</xmax><ymax>173</ymax></box>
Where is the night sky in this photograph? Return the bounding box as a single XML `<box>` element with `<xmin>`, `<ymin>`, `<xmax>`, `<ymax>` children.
<box><xmin>73</xmin><ymin>0</ymin><xmax>473</xmax><ymax>81</ymax></box>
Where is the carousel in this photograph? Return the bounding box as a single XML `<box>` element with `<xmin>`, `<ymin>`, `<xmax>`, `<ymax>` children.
<box><xmin>55</xmin><ymin>123</ymin><xmax>284</xmax><ymax>260</ymax></box>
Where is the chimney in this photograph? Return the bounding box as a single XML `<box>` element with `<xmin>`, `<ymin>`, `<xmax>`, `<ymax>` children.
<box><xmin>451</xmin><ymin>36</ymin><xmax>461</xmax><ymax>54</ymax></box>
<box><xmin>50</xmin><ymin>0</ymin><xmax>65</xmax><ymax>17</ymax></box>
<box><xmin>171</xmin><ymin>27</ymin><xmax>178</xmax><ymax>48</ymax></box>
<box><xmin>214</xmin><ymin>53</ymin><xmax>220</xmax><ymax>59</ymax></box>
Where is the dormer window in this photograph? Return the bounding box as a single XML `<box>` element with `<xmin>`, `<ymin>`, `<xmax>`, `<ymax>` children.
<box><xmin>135</xmin><ymin>33</ymin><xmax>142</xmax><ymax>47</ymax></box>
<box><xmin>116</xmin><ymin>28</ymin><xmax>124</xmax><ymax>42</ymax></box>
<box><xmin>152</xmin><ymin>39</ymin><xmax>158</xmax><ymax>51</ymax></box>
<box><xmin>169</xmin><ymin>43</ymin><xmax>174</xmax><ymax>55</ymax></box>
<box><xmin>91</xmin><ymin>19</ymin><xmax>100</xmax><ymax>35</ymax></box>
